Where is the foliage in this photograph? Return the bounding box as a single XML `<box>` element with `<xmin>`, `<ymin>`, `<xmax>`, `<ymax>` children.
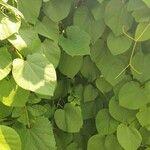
<box><xmin>0</xmin><ymin>0</ymin><xmax>150</xmax><ymax>149</ymax></box>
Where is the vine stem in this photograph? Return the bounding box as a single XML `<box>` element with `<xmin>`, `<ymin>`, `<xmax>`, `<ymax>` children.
<box><xmin>115</xmin><ymin>22</ymin><xmax>150</xmax><ymax>79</ymax></box>
<box><xmin>24</xmin><ymin>106</ymin><xmax>31</xmax><ymax>129</ymax></box>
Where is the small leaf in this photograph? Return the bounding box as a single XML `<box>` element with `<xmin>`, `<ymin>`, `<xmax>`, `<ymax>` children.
<box><xmin>135</xmin><ymin>22</ymin><xmax>150</xmax><ymax>41</ymax></box>
<box><xmin>40</xmin><ymin>39</ymin><xmax>61</xmax><ymax>68</ymax></box>
<box><xmin>132</xmin><ymin>51</ymin><xmax>150</xmax><ymax>82</ymax></box>
<box><xmin>105</xmin><ymin>134</ymin><xmax>123</xmax><ymax>150</ymax></box>
<box><xmin>107</xmin><ymin>32</ymin><xmax>132</xmax><ymax>55</ymax></box>
<box><xmin>58</xmin><ymin>52</ymin><xmax>83</xmax><ymax>78</ymax></box>
<box><xmin>35</xmin><ymin>17</ymin><xmax>59</xmax><ymax>41</ymax></box>
<box><xmin>136</xmin><ymin>107</ymin><xmax>150</xmax><ymax>129</ymax></box>
<box><xmin>54</xmin><ymin>103</ymin><xmax>83</xmax><ymax>133</ymax></box>
<box><xmin>87</xmin><ymin>134</ymin><xmax>106</xmax><ymax>150</ymax></box>
<box><xmin>119</xmin><ymin>81</ymin><xmax>150</xmax><ymax>110</ymax></box>
<box><xmin>109</xmin><ymin>97</ymin><xmax>137</xmax><ymax>124</ymax></box>
<box><xmin>96</xmin><ymin>109</ymin><xmax>119</xmax><ymax>135</ymax></box>
<box><xmin>117</xmin><ymin>124</ymin><xmax>142</xmax><ymax>150</ymax></box>
<box><xmin>43</xmin><ymin>0</ymin><xmax>72</xmax><ymax>22</ymax></box>
<box><xmin>59</xmin><ymin>26</ymin><xmax>91</xmax><ymax>56</ymax></box>
<box><xmin>0</xmin><ymin>47</ymin><xmax>12</xmax><ymax>81</ymax></box>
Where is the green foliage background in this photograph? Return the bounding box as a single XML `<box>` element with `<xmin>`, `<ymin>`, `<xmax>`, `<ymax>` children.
<box><xmin>0</xmin><ymin>0</ymin><xmax>150</xmax><ymax>149</ymax></box>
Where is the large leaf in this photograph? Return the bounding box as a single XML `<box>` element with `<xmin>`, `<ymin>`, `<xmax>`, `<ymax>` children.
<box><xmin>18</xmin><ymin>0</ymin><xmax>42</xmax><ymax>24</ymax></box>
<box><xmin>59</xmin><ymin>26</ymin><xmax>91</xmax><ymax>56</ymax></box>
<box><xmin>119</xmin><ymin>81</ymin><xmax>150</xmax><ymax>110</ymax></box>
<box><xmin>54</xmin><ymin>103</ymin><xmax>83</xmax><ymax>133</ymax></box>
<box><xmin>105</xmin><ymin>0</ymin><xmax>133</xmax><ymax>36</ymax></box>
<box><xmin>0</xmin><ymin>78</ymin><xmax>29</xmax><ymax>107</ymax></box>
<box><xmin>43</xmin><ymin>0</ymin><xmax>72</xmax><ymax>22</ymax></box>
<box><xmin>12</xmin><ymin>53</ymin><xmax>57</xmax><ymax>96</ymax></box>
<box><xmin>16</xmin><ymin>117</ymin><xmax>56</xmax><ymax>150</ymax></box>
<box><xmin>142</xmin><ymin>0</ymin><xmax>150</xmax><ymax>8</ymax></box>
<box><xmin>117</xmin><ymin>124</ymin><xmax>142</xmax><ymax>150</ymax></box>
<box><xmin>0</xmin><ymin>13</ymin><xmax>21</xmax><ymax>40</ymax></box>
<box><xmin>0</xmin><ymin>47</ymin><xmax>12</xmax><ymax>80</ymax></box>
<box><xmin>96</xmin><ymin>109</ymin><xmax>119</xmax><ymax>135</ymax></box>
<box><xmin>0</xmin><ymin>125</ymin><xmax>21</xmax><ymax>150</ymax></box>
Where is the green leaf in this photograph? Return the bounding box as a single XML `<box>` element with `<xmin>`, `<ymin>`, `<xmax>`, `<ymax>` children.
<box><xmin>83</xmin><ymin>84</ymin><xmax>99</xmax><ymax>103</ymax></box>
<box><xmin>105</xmin><ymin>0</ymin><xmax>133</xmax><ymax>36</ymax></box>
<box><xmin>91</xmin><ymin>39</ymin><xmax>129</xmax><ymax>85</ymax></box>
<box><xmin>0</xmin><ymin>47</ymin><xmax>12</xmax><ymax>80</ymax></box>
<box><xmin>132</xmin><ymin>4</ymin><xmax>150</xmax><ymax>22</ymax></box>
<box><xmin>59</xmin><ymin>26</ymin><xmax>91</xmax><ymax>56</ymax></box>
<box><xmin>0</xmin><ymin>78</ymin><xmax>29</xmax><ymax>107</ymax></box>
<box><xmin>135</xmin><ymin>22</ymin><xmax>150</xmax><ymax>41</ymax></box>
<box><xmin>91</xmin><ymin>2</ymin><xmax>106</xmax><ymax>21</ymax></box>
<box><xmin>142</xmin><ymin>0</ymin><xmax>150</xmax><ymax>8</ymax></box>
<box><xmin>27</xmin><ymin>105</ymin><xmax>47</xmax><ymax>117</ymax></box>
<box><xmin>119</xmin><ymin>81</ymin><xmax>150</xmax><ymax>110</ymax></box>
<box><xmin>117</xmin><ymin>124</ymin><xmax>142</xmax><ymax>150</ymax></box>
<box><xmin>139</xmin><ymin>127</ymin><xmax>150</xmax><ymax>145</ymax></box>
<box><xmin>12</xmin><ymin>53</ymin><xmax>57</xmax><ymax>96</ymax></box>
<box><xmin>35</xmin><ymin>17</ymin><xmax>59</xmax><ymax>41</ymax></box>
<box><xmin>0</xmin><ymin>13</ymin><xmax>21</xmax><ymax>40</ymax></box>
<box><xmin>16</xmin><ymin>117</ymin><xmax>56</xmax><ymax>150</ymax></box>
<box><xmin>105</xmin><ymin>134</ymin><xmax>123</xmax><ymax>150</ymax></box>
<box><xmin>43</xmin><ymin>0</ymin><xmax>72</xmax><ymax>22</ymax></box>
<box><xmin>109</xmin><ymin>97</ymin><xmax>137</xmax><ymax>124</ymax></box>
<box><xmin>74</xmin><ymin>6</ymin><xmax>105</xmax><ymax>43</ymax></box>
<box><xmin>40</xmin><ymin>39</ymin><xmax>61</xmax><ymax>68</ymax></box>
<box><xmin>107</xmin><ymin>32</ymin><xmax>132</xmax><ymax>55</ymax></box>
<box><xmin>136</xmin><ymin>107</ymin><xmax>150</xmax><ymax>129</ymax></box>
<box><xmin>8</xmin><ymin>26</ymin><xmax>41</xmax><ymax>56</ymax></box>
<box><xmin>58</xmin><ymin>52</ymin><xmax>83</xmax><ymax>78</ymax></box>
<box><xmin>96</xmin><ymin>109</ymin><xmax>119</xmax><ymax>135</ymax></box>
<box><xmin>0</xmin><ymin>125</ymin><xmax>21</xmax><ymax>150</ymax></box>
<box><xmin>96</xmin><ymin>76</ymin><xmax>112</xmax><ymax>93</ymax></box>
<box><xmin>0</xmin><ymin>102</ymin><xmax>12</xmax><ymax>119</ymax></box>
<box><xmin>132</xmin><ymin>51</ymin><xmax>150</xmax><ymax>82</ymax></box>
<box><xmin>87</xmin><ymin>134</ymin><xmax>106</xmax><ymax>150</ymax></box>
<box><xmin>18</xmin><ymin>0</ymin><xmax>42</xmax><ymax>24</ymax></box>
<box><xmin>80</xmin><ymin>56</ymin><xmax>100</xmax><ymax>82</ymax></box>
<box><xmin>54</xmin><ymin>103</ymin><xmax>83</xmax><ymax>133</ymax></box>
<box><xmin>97</xmin><ymin>0</ymin><xmax>104</xmax><ymax>3</ymax></box>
